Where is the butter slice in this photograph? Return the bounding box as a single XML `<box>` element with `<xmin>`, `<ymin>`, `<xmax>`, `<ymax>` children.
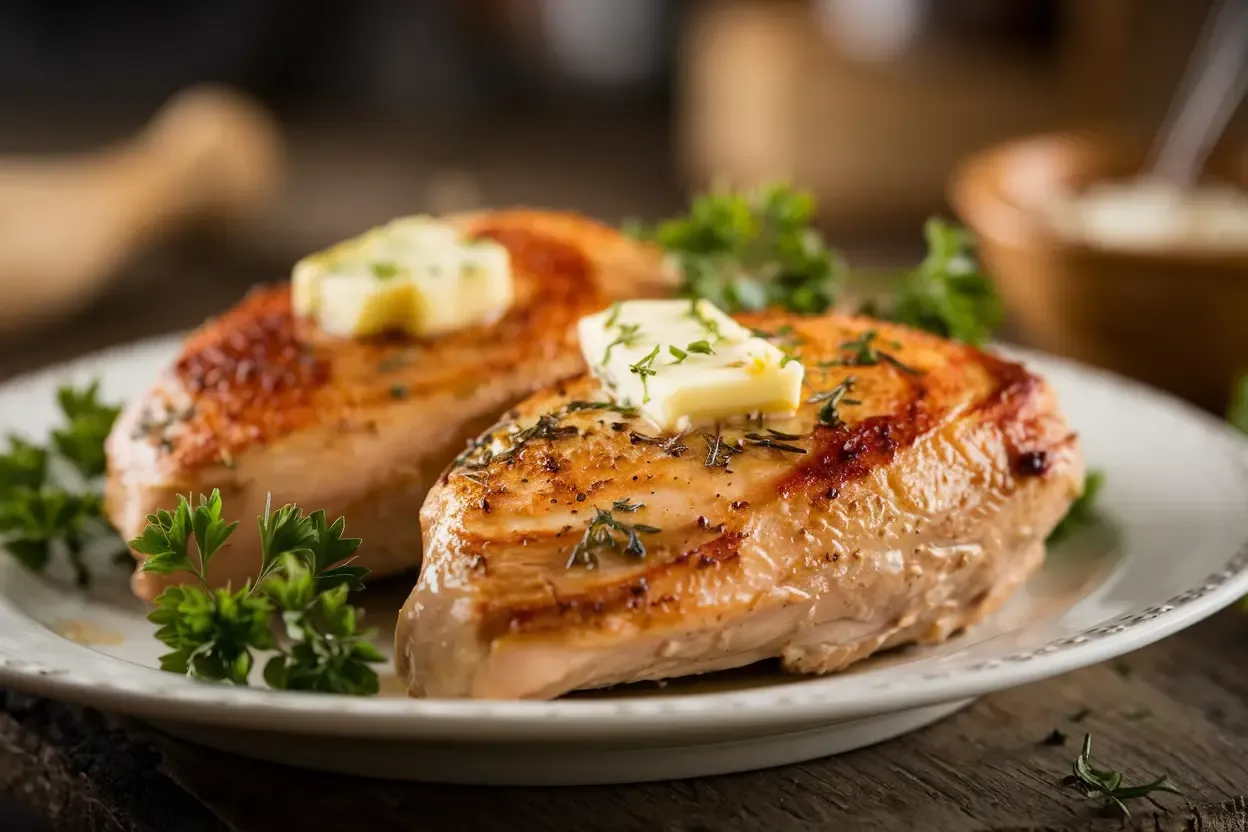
<box><xmin>577</xmin><ymin>299</ymin><xmax>804</xmax><ymax>432</ymax></box>
<box><xmin>292</xmin><ymin>216</ymin><xmax>514</xmax><ymax>339</ymax></box>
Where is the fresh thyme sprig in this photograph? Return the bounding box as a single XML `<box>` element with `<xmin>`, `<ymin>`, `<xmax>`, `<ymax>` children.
<box><xmin>133</xmin><ymin>490</ymin><xmax>383</xmax><ymax>694</ymax></box>
<box><xmin>567</xmin><ymin>506</ymin><xmax>662</xmax><ymax>569</ymax></box>
<box><xmin>809</xmin><ymin>377</ymin><xmax>861</xmax><ymax>428</ymax></box>
<box><xmin>1063</xmin><ymin>734</ymin><xmax>1181</xmax><ymax>818</ymax></box>
<box><xmin>0</xmin><ymin>380</ymin><xmax>126</xmax><ymax>587</ymax></box>
<box><xmin>628</xmin><ymin>430</ymin><xmax>689</xmax><ymax>457</ymax></box>
<box><xmin>455</xmin><ymin>401</ymin><xmax>636</xmax><ymax>471</ymax></box>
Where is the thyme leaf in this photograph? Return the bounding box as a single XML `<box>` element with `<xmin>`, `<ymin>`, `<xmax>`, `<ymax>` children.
<box><xmin>567</xmin><ymin>506</ymin><xmax>662</xmax><ymax>569</ymax></box>
<box><xmin>820</xmin><ymin>330</ymin><xmax>919</xmax><ymax>375</ymax></box>
<box><xmin>629</xmin><ymin>345</ymin><xmax>661</xmax><ymax>403</ymax></box>
<box><xmin>809</xmin><ymin>377</ymin><xmax>860</xmax><ymax>428</ymax></box>
<box><xmin>702</xmin><ymin>432</ymin><xmax>741</xmax><ymax>469</ymax></box>
<box><xmin>743</xmin><ymin>433</ymin><xmax>807</xmax><ymax>454</ymax></box>
<box><xmin>603</xmin><ymin>323</ymin><xmax>642</xmax><ymax>364</ymax></box>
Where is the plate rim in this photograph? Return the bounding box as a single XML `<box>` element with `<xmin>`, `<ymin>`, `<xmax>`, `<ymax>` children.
<box><xmin>0</xmin><ymin>334</ymin><xmax>1246</xmax><ymax>742</ymax></box>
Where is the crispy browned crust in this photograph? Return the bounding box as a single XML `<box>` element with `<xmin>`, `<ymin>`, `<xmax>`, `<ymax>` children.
<box><xmin>419</xmin><ymin>312</ymin><xmax>1076</xmax><ymax>645</ymax></box>
<box><xmin>129</xmin><ymin>211</ymin><xmax>666</xmax><ymax>473</ymax></box>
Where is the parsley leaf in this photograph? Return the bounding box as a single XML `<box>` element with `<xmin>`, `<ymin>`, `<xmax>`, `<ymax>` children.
<box><xmin>863</xmin><ymin>218</ymin><xmax>1003</xmax><ymax>346</ymax></box>
<box><xmin>262</xmin><ymin>555</ymin><xmax>382</xmax><ymax>695</ymax></box>
<box><xmin>1048</xmin><ymin>470</ymin><xmax>1105</xmax><ymax>544</ymax></box>
<box><xmin>636</xmin><ymin>184</ymin><xmax>847</xmax><ymax>315</ymax></box>
<box><xmin>51</xmin><ymin>380</ymin><xmax>122</xmax><ymax>478</ymax></box>
<box><xmin>148</xmin><ymin>583</ymin><xmax>275</xmax><ymax>683</ymax></box>
<box><xmin>135</xmin><ymin>492</ymin><xmax>383</xmax><ymax>694</ymax></box>
<box><xmin>1229</xmin><ymin>373</ymin><xmax>1248</xmax><ymax>434</ymax></box>
<box><xmin>0</xmin><ymin>381</ymin><xmax>125</xmax><ymax>586</ymax></box>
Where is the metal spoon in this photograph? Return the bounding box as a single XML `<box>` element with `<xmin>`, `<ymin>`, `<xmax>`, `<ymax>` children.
<box><xmin>1148</xmin><ymin>0</ymin><xmax>1248</xmax><ymax>189</ymax></box>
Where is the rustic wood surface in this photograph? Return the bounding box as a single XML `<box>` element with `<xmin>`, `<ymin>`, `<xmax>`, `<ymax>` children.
<box><xmin>0</xmin><ymin>118</ymin><xmax>1244</xmax><ymax>832</ymax></box>
<box><xmin>2</xmin><ymin>611</ymin><xmax>1247</xmax><ymax>832</ymax></box>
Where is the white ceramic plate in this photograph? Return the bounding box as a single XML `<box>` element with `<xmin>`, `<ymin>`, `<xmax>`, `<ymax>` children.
<box><xmin>0</xmin><ymin>335</ymin><xmax>1246</xmax><ymax>785</ymax></box>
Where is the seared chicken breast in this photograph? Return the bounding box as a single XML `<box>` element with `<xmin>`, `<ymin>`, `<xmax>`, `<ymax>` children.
<box><xmin>397</xmin><ymin>313</ymin><xmax>1083</xmax><ymax>699</ymax></box>
<box><xmin>107</xmin><ymin>211</ymin><xmax>667</xmax><ymax>600</ymax></box>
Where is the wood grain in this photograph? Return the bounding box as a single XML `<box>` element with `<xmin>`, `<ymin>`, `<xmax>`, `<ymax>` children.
<box><xmin>3</xmin><ymin>611</ymin><xmax>1247</xmax><ymax>831</ymax></box>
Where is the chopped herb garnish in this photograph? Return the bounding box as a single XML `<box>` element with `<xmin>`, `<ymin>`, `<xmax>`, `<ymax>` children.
<box><xmin>820</xmin><ymin>330</ymin><xmax>919</xmax><ymax>375</ymax></box>
<box><xmin>370</xmin><ymin>262</ymin><xmax>401</xmax><ymax>280</ymax></box>
<box><xmin>629</xmin><ymin>345</ymin><xmax>661</xmax><ymax>403</ymax></box>
<box><xmin>567</xmin><ymin>506</ymin><xmax>662</xmax><ymax>569</ymax></box>
<box><xmin>604</xmin><ymin>301</ymin><xmax>622</xmax><ymax>329</ymax></box>
<box><xmin>637</xmin><ymin>185</ymin><xmax>847</xmax><ymax>315</ymax></box>
<box><xmin>603</xmin><ymin>323</ymin><xmax>642</xmax><ymax>365</ymax></box>
<box><xmin>686</xmin><ymin>340</ymin><xmax>714</xmax><ymax>356</ymax></box>
<box><xmin>1063</xmin><ymin>734</ymin><xmax>1181</xmax><ymax>818</ymax></box>
<box><xmin>389</xmin><ymin>384</ymin><xmax>409</xmax><ymax>399</ymax></box>
<box><xmin>763</xmin><ymin>428</ymin><xmax>802</xmax><ymax>440</ymax></box>
<box><xmin>702</xmin><ymin>432</ymin><xmax>741</xmax><ymax>469</ymax></box>
<box><xmin>686</xmin><ymin>299</ymin><xmax>724</xmax><ymax>341</ymax></box>
<box><xmin>454</xmin><ymin>402</ymin><xmax>637</xmax><ymax>471</ymax></box>
<box><xmin>780</xmin><ymin>353</ymin><xmax>802</xmax><ymax>368</ymax></box>
<box><xmin>563</xmin><ymin>400</ymin><xmax>639</xmax><ymax>417</ymax></box>
<box><xmin>861</xmin><ymin>218</ymin><xmax>1003</xmax><ymax>346</ymax></box>
<box><xmin>612</xmin><ymin>498</ymin><xmax>644</xmax><ymax>513</ymax></box>
<box><xmin>669</xmin><ymin>345</ymin><xmax>688</xmax><ymax>365</ymax></box>
<box><xmin>810</xmin><ymin>377</ymin><xmax>860</xmax><ymax>428</ymax></box>
<box><xmin>629</xmin><ymin>431</ymin><xmax>688</xmax><ymax>457</ymax></box>
<box><xmin>743</xmin><ymin>433</ymin><xmax>807</xmax><ymax>454</ymax></box>
<box><xmin>1048</xmin><ymin>470</ymin><xmax>1105</xmax><ymax>543</ymax></box>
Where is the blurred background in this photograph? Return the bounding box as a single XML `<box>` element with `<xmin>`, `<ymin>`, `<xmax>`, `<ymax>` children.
<box><xmin>0</xmin><ymin>0</ymin><xmax>1243</xmax><ymax>404</ymax></box>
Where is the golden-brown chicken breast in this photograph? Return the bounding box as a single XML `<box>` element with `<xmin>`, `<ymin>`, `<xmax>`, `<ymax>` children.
<box><xmin>396</xmin><ymin>313</ymin><xmax>1084</xmax><ymax>699</ymax></box>
<box><xmin>106</xmin><ymin>210</ymin><xmax>668</xmax><ymax>600</ymax></box>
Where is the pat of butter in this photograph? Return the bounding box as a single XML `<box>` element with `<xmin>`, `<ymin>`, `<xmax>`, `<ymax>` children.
<box><xmin>292</xmin><ymin>216</ymin><xmax>514</xmax><ymax>339</ymax></box>
<box><xmin>577</xmin><ymin>299</ymin><xmax>804</xmax><ymax>431</ymax></box>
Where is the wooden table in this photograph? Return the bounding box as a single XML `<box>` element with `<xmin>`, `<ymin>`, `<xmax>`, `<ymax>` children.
<box><xmin>2</xmin><ymin>612</ymin><xmax>1246</xmax><ymax>832</ymax></box>
<box><xmin>1</xmin><ymin>119</ymin><xmax>1245</xmax><ymax>832</ymax></box>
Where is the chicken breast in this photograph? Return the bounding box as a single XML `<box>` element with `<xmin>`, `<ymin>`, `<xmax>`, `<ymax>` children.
<box><xmin>106</xmin><ymin>210</ymin><xmax>668</xmax><ymax>600</ymax></box>
<box><xmin>396</xmin><ymin>313</ymin><xmax>1084</xmax><ymax>699</ymax></box>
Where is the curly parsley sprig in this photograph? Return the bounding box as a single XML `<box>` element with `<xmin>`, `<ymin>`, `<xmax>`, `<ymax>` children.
<box><xmin>631</xmin><ymin>184</ymin><xmax>847</xmax><ymax>315</ymax></box>
<box><xmin>133</xmin><ymin>490</ymin><xmax>383</xmax><ymax>695</ymax></box>
<box><xmin>0</xmin><ymin>380</ymin><xmax>125</xmax><ymax>587</ymax></box>
<box><xmin>861</xmin><ymin>218</ymin><xmax>1004</xmax><ymax>346</ymax></box>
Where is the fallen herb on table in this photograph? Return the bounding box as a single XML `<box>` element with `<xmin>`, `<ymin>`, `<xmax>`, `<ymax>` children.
<box><xmin>133</xmin><ymin>490</ymin><xmax>383</xmax><ymax>695</ymax></box>
<box><xmin>1063</xmin><ymin>733</ymin><xmax>1181</xmax><ymax>818</ymax></box>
